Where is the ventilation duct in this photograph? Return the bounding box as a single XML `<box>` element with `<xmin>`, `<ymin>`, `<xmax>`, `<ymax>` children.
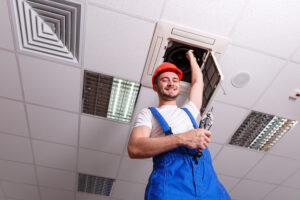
<box><xmin>141</xmin><ymin>20</ymin><xmax>229</xmax><ymax>115</ymax></box>
<box><xmin>11</xmin><ymin>0</ymin><xmax>83</xmax><ymax>64</ymax></box>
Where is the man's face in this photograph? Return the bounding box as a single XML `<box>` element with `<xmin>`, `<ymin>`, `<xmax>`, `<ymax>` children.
<box><xmin>155</xmin><ymin>71</ymin><xmax>181</xmax><ymax>100</ymax></box>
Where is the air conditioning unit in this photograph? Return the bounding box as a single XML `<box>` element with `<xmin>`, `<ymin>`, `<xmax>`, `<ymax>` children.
<box><xmin>141</xmin><ymin>20</ymin><xmax>229</xmax><ymax>115</ymax></box>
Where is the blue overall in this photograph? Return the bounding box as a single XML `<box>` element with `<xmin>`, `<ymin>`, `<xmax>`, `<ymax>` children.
<box><xmin>145</xmin><ymin>107</ymin><xmax>231</xmax><ymax>200</ymax></box>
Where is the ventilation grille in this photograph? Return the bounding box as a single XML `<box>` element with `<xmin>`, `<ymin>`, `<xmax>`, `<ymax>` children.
<box><xmin>12</xmin><ymin>0</ymin><xmax>82</xmax><ymax>63</ymax></box>
<box><xmin>78</xmin><ymin>173</ymin><xmax>115</xmax><ymax>196</ymax></box>
<box><xmin>82</xmin><ymin>70</ymin><xmax>140</xmax><ymax>122</ymax></box>
<box><xmin>229</xmin><ymin>111</ymin><xmax>297</xmax><ymax>151</ymax></box>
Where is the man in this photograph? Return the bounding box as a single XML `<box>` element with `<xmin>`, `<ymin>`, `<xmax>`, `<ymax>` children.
<box><xmin>128</xmin><ymin>50</ymin><xmax>230</xmax><ymax>200</ymax></box>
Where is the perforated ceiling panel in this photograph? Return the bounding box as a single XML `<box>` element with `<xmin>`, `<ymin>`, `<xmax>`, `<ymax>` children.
<box><xmin>12</xmin><ymin>0</ymin><xmax>83</xmax><ymax>63</ymax></box>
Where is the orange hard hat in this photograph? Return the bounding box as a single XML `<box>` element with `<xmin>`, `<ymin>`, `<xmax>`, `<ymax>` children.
<box><xmin>152</xmin><ymin>62</ymin><xmax>183</xmax><ymax>86</ymax></box>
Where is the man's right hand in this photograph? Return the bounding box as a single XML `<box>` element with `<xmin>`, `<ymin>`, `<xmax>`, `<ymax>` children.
<box><xmin>179</xmin><ymin>128</ymin><xmax>211</xmax><ymax>150</ymax></box>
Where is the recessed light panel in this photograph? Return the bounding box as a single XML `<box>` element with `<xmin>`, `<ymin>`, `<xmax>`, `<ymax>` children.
<box><xmin>78</xmin><ymin>173</ymin><xmax>115</xmax><ymax>196</ymax></box>
<box><xmin>82</xmin><ymin>70</ymin><xmax>140</xmax><ymax>122</ymax></box>
<box><xmin>12</xmin><ymin>0</ymin><xmax>83</xmax><ymax>63</ymax></box>
<box><xmin>229</xmin><ymin>111</ymin><xmax>297</xmax><ymax>151</ymax></box>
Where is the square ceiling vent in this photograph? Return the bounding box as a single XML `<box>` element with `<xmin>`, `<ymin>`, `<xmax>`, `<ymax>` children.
<box><xmin>82</xmin><ymin>70</ymin><xmax>140</xmax><ymax>122</ymax></box>
<box><xmin>12</xmin><ymin>0</ymin><xmax>83</xmax><ymax>64</ymax></box>
<box><xmin>229</xmin><ymin>111</ymin><xmax>297</xmax><ymax>152</ymax></box>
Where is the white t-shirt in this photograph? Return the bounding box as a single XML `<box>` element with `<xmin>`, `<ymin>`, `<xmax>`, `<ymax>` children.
<box><xmin>134</xmin><ymin>101</ymin><xmax>200</xmax><ymax>138</ymax></box>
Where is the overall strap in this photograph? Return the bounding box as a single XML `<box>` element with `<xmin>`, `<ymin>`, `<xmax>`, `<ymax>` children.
<box><xmin>149</xmin><ymin>107</ymin><xmax>173</xmax><ymax>136</ymax></box>
<box><xmin>181</xmin><ymin>107</ymin><xmax>198</xmax><ymax>129</ymax></box>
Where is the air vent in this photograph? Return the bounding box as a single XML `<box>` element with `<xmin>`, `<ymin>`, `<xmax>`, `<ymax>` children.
<box><xmin>229</xmin><ymin>111</ymin><xmax>297</xmax><ymax>151</ymax></box>
<box><xmin>12</xmin><ymin>0</ymin><xmax>83</xmax><ymax>63</ymax></box>
<box><xmin>78</xmin><ymin>173</ymin><xmax>115</xmax><ymax>196</ymax></box>
<box><xmin>82</xmin><ymin>70</ymin><xmax>140</xmax><ymax>122</ymax></box>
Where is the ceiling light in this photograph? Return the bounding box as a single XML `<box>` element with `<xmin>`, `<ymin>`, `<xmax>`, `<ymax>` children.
<box><xmin>78</xmin><ymin>173</ymin><xmax>115</xmax><ymax>196</ymax></box>
<box><xmin>229</xmin><ymin>111</ymin><xmax>297</xmax><ymax>151</ymax></box>
<box><xmin>82</xmin><ymin>70</ymin><xmax>140</xmax><ymax>122</ymax></box>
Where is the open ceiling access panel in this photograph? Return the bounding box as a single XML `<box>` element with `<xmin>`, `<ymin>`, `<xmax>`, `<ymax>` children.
<box><xmin>141</xmin><ymin>21</ymin><xmax>229</xmax><ymax>116</ymax></box>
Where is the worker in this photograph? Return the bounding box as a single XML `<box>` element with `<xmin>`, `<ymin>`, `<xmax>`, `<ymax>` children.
<box><xmin>127</xmin><ymin>50</ymin><xmax>231</xmax><ymax>200</ymax></box>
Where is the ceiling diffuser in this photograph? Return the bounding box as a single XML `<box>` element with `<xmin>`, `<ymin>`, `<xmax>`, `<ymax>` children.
<box><xmin>12</xmin><ymin>0</ymin><xmax>83</xmax><ymax>63</ymax></box>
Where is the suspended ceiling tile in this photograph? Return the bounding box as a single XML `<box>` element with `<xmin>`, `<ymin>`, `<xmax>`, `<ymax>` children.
<box><xmin>40</xmin><ymin>187</ymin><xmax>75</xmax><ymax>200</ymax></box>
<box><xmin>254</xmin><ymin>62</ymin><xmax>300</xmax><ymax>120</ymax></box>
<box><xmin>231</xmin><ymin>0</ymin><xmax>300</xmax><ymax>58</ymax></box>
<box><xmin>77</xmin><ymin>192</ymin><xmax>110</xmax><ymax>200</ymax></box>
<box><xmin>11</xmin><ymin>0</ymin><xmax>84</xmax><ymax>64</ymax></box>
<box><xmin>0</xmin><ymin>160</ymin><xmax>36</xmax><ymax>185</ymax></box>
<box><xmin>161</xmin><ymin>0</ymin><xmax>248</xmax><ymax>36</ymax></box>
<box><xmin>89</xmin><ymin>0</ymin><xmax>165</xmax><ymax>20</ymax></box>
<box><xmin>19</xmin><ymin>55</ymin><xmax>81</xmax><ymax>112</ymax></box>
<box><xmin>270</xmin><ymin>124</ymin><xmax>300</xmax><ymax>160</ymax></box>
<box><xmin>2</xmin><ymin>181</ymin><xmax>39</xmax><ymax>200</ymax></box>
<box><xmin>0</xmin><ymin>98</ymin><xmax>28</xmax><ymax>137</ymax></box>
<box><xmin>291</xmin><ymin>48</ymin><xmax>300</xmax><ymax>63</ymax></box>
<box><xmin>27</xmin><ymin>104</ymin><xmax>79</xmax><ymax>146</ymax></box>
<box><xmin>78</xmin><ymin>148</ymin><xmax>121</xmax><ymax>178</ymax></box>
<box><xmin>208</xmin><ymin>142</ymin><xmax>223</xmax><ymax>160</ymax></box>
<box><xmin>217</xmin><ymin>174</ymin><xmax>240</xmax><ymax>192</ymax></box>
<box><xmin>282</xmin><ymin>168</ymin><xmax>300</xmax><ymax>189</ymax></box>
<box><xmin>32</xmin><ymin>140</ymin><xmax>77</xmax><ymax>171</ymax></box>
<box><xmin>0</xmin><ymin>0</ymin><xmax>14</xmax><ymax>50</ymax></box>
<box><xmin>111</xmin><ymin>180</ymin><xmax>145</xmax><ymax>200</ymax></box>
<box><xmin>0</xmin><ymin>50</ymin><xmax>22</xmax><ymax>100</ymax></box>
<box><xmin>230</xmin><ymin>179</ymin><xmax>276</xmax><ymax>200</ymax></box>
<box><xmin>36</xmin><ymin>166</ymin><xmax>76</xmax><ymax>191</ymax></box>
<box><xmin>213</xmin><ymin>145</ymin><xmax>264</xmax><ymax>177</ymax></box>
<box><xmin>264</xmin><ymin>186</ymin><xmax>300</xmax><ymax>200</ymax></box>
<box><xmin>209</xmin><ymin>101</ymin><xmax>249</xmax><ymax>144</ymax></box>
<box><xmin>117</xmin><ymin>156</ymin><xmax>152</xmax><ymax>184</ymax></box>
<box><xmin>215</xmin><ymin>45</ymin><xmax>285</xmax><ymax>108</ymax></box>
<box><xmin>80</xmin><ymin>115</ymin><xmax>130</xmax><ymax>155</ymax></box>
<box><xmin>246</xmin><ymin>155</ymin><xmax>300</xmax><ymax>184</ymax></box>
<box><xmin>0</xmin><ymin>133</ymin><xmax>33</xmax><ymax>164</ymax></box>
<box><xmin>84</xmin><ymin>5</ymin><xmax>155</xmax><ymax>82</ymax></box>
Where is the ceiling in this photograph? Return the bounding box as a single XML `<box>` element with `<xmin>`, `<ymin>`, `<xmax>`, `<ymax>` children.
<box><xmin>0</xmin><ymin>0</ymin><xmax>300</xmax><ymax>200</ymax></box>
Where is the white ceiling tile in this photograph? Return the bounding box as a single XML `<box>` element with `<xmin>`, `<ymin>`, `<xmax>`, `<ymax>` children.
<box><xmin>36</xmin><ymin>166</ymin><xmax>76</xmax><ymax>191</ymax></box>
<box><xmin>40</xmin><ymin>187</ymin><xmax>75</xmax><ymax>200</ymax></box>
<box><xmin>230</xmin><ymin>179</ymin><xmax>276</xmax><ymax>200</ymax></box>
<box><xmin>209</xmin><ymin>101</ymin><xmax>250</xmax><ymax>144</ymax></box>
<box><xmin>111</xmin><ymin>180</ymin><xmax>145</xmax><ymax>200</ymax></box>
<box><xmin>77</xmin><ymin>192</ymin><xmax>110</xmax><ymax>200</ymax></box>
<box><xmin>246</xmin><ymin>155</ymin><xmax>300</xmax><ymax>184</ymax></box>
<box><xmin>0</xmin><ymin>160</ymin><xmax>36</xmax><ymax>185</ymax></box>
<box><xmin>254</xmin><ymin>62</ymin><xmax>300</xmax><ymax>120</ymax></box>
<box><xmin>78</xmin><ymin>148</ymin><xmax>121</xmax><ymax>178</ymax></box>
<box><xmin>291</xmin><ymin>48</ymin><xmax>300</xmax><ymax>63</ymax></box>
<box><xmin>215</xmin><ymin>45</ymin><xmax>285</xmax><ymax>108</ymax></box>
<box><xmin>0</xmin><ymin>188</ymin><xmax>3</xmax><ymax>197</ymax></box>
<box><xmin>0</xmin><ymin>133</ymin><xmax>33</xmax><ymax>163</ymax></box>
<box><xmin>217</xmin><ymin>174</ymin><xmax>240</xmax><ymax>192</ymax></box>
<box><xmin>0</xmin><ymin>0</ymin><xmax>14</xmax><ymax>50</ymax></box>
<box><xmin>2</xmin><ymin>181</ymin><xmax>39</xmax><ymax>200</ymax></box>
<box><xmin>264</xmin><ymin>186</ymin><xmax>300</xmax><ymax>200</ymax></box>
<box><xmin>213</xmin><ymin>145</ymin><xmax>264</xmax><ymax>177</ymax></box>
<box><xmin>80</xmin><ymin>115</ymin><xmax>130</xmax><ymax>155</ymax></box>
<box><xmin>0</xmin><ymin>98</ymin><xmax>28</xmax><ymax>136</ymax></box>
<box><xmin>231</xmin><ymin>0</ymin><xmax>300</xmax><ymax>58</ymax></box>
<box><xmin>208</xmin><ymin>142</ymin><xmax>223</xmax><ymax>160</ymax></box>
<box><xmin>162</xmin><ymin>0</ymin><xmax>248</xmax><ymax>36</ymax></box>
<box><xmin>32</xmin><ymin>140</ymin><xmax>77</xmax><ymax>171</ymax></box>
<box><xmin>270</xmin><ymin>124</ymin><xmax>300</xmax><ymax>160</ymax></box>
<box><xmin>90</xmin><ymin>0</ymin><xmax>165</xmax><ymax>20</ymax></box>
<box><xmin>19</xmin><ymin>55</ymin><xmax>81</xmax><ymax>112</ymax></box>
<box><xmin>84</xmin><ymin>5</ymin><xmax>155</xmax><ymax>82</ymax></box>
<box><xmin>282</xmin><ymin>168</ymin><xmax>300</xmax><ymax>189</ymax></box>
<box><xmin>117</xmin><ymin>156</ymin><xmax>152</xmax><ymax>184</ymax></box>
<box><xmin>0</xmin><ymin>50</ymin><xmax>22</xmax><ymax>100</ymax></box>
<box><xmin>27</xmin><ymin>104</ymin><xmax>79</xmax><ymax>146</ymax></box>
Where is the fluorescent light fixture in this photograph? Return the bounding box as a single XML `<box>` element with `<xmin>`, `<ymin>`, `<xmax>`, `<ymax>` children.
<box><xmin>82</xmin><ymin>70</ymin><xmax>140</xmax><ymax>122</ymax></box>
<box><xmin>229</xmin><ymin>111</ymin><xmax>297</xmax><ymax>151</ymax></box>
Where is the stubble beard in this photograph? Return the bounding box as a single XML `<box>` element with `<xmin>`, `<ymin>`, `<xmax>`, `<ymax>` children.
<box><xmin>157</xmin><ymin>85</ymin><xmax>180</xmax><ymax>101</ymax></box>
